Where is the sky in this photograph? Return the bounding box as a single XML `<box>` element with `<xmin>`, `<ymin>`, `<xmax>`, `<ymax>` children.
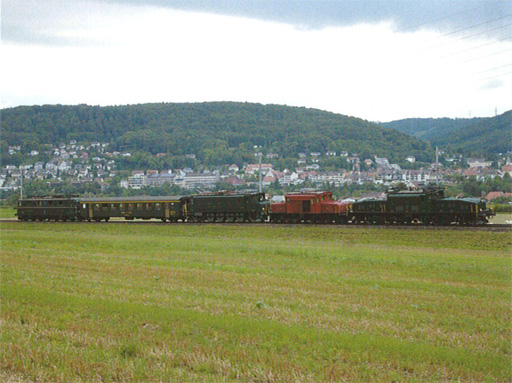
<box><xmin>2</xmin><ymin>0</ymin><xmax>511</xmax><ymax>121</ymax></box>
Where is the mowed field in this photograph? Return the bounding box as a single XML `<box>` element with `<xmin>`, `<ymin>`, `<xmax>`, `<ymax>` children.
<box><xmin>1</xmin><ymin>222</ymin><xmax>510</xmax><ymax>382</ymax></box>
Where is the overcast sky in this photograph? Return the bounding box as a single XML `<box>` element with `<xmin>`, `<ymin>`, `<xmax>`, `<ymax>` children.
<box><xmin>2</xmin><ymin>0</ymin><xmax>511</xmax><ymax>121</ymax></box>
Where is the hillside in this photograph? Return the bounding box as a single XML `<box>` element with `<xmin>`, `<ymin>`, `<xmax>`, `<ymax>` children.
<box><xmin>381</xmin><ymin>111</ymin><xmax>511</xmax><ymax>154</ymax></box>
<box><xmin>379</xmin><ymin>117</ymin><xmax>481</xmax><ymax>140</ymax></box>
<box><xmin>1</xmin><ymin>102</ymin><xmax>433</xmax><ymax>166</ymax></box>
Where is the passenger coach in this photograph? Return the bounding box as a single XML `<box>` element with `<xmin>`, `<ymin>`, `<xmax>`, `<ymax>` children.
<box><xmin>79</xmin><ymin>196</ymin><xmax>183</xmax><ymax>222</ymax></box>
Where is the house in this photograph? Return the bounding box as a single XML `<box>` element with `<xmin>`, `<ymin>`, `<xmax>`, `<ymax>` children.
<box><xmin>181</xmin><ymin>173</ymin><xmax>219</xmax><ymax>189</ymax></box>
<box><xmin>226</xmin><ymin>176</ymin><xmax>246</xmax><ymax>187</ymax></box>
<box><xmin>278</xmin><ymin>172</ymin><xmax>300</xmax><ymax>186</ymax></box>
<box><xmin>485</xmin><ymin>191</ymin><xmax>512</xmax><ymax>201</ymax></box>
<box><xmin>228</xmin><ymin>164</ymin><xmax>240</xmax><ymax>173</ymax></box>
<box><xmin>501</xmin><ymin>164</ymin><xmax>512</xmax><ymax>177</ymax></box>
<box><xmin>127</xmin><ymin>173</ymin><xmax>147</xmax><ymax>189</ymax></box>
<box><xmin>463</xmin><ymin>167</ymin><xmax>502</xmax><ymax>181</ymax></box>
<box><xmin>374</xmin><ymin>157</ymin><xmax>389</xmax><ymax>167</ymax></box>
<box><xmin>467</xmin><ymin>158</ymin><xmax>492</xmax><ymax>168</ymax></box>
<box><xmin>244</xmin><ymin>164</ymin><xmax>273</xmax><ymax>175</ymax></box>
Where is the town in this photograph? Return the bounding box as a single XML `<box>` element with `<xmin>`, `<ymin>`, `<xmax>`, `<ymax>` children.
<box><xmin>3</xmin><ymin>141</ymin><xmax>512</xmax><ymax>202</ymax></box>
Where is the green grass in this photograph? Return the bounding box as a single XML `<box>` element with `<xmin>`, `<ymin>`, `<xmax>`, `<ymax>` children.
<box><xmin>0</xmin><ymin>208</ymin><xmax>16</xmax><ymax>219</ymax></box>
<box><xmin>1</xmin><ymin>223</ymin><xmax>510</xmax><ymax>382</ymax></box>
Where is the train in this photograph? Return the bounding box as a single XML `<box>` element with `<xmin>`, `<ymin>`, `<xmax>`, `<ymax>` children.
<box><xmin>16</xmin><ymin>186</ymin><xmax>494</xmax><ymax>226</ymax></box>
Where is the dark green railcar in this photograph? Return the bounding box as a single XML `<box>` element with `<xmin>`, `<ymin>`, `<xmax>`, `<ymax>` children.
<box><xmin>434</xmin><ymin>197</ymin><xmax>494</xmax><ymax>225</ymax></box>
<box><xmin>349</xmin><ymin>198</ymin><xmax>387</xmax><ymax>224</ymax></box>
<box><xmin>350</xmin><ymin>186</ymin><xmax>494</xmax><ymax>225</ymax></box>
<box><xmin>79</xmin><ymin>196</ymin><xmax>183</xmax><ymax>222</ymax></box>
<box><xmin>385</xmin><ymin>188</ymin><xmax>443</xmax><ymax>224</ymax></box>
<box><xmin>17</xmin><ymin>195</ymin><xmax>80</xmax><ymax>221</ymax></box>
<box><xmin>182</xmin><ymin>192</ymin><xmax>268</xmax><ymax>222</ymax></box>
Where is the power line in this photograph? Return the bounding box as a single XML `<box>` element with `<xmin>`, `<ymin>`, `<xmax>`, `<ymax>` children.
<box><xmin>426</xmin><ymin>23</ymin><xmax>512</xmax><ymax>51</ymax></box>
<box><xmin>435</xmin><ymin>14</ymin><xmax>512</xmax><ymax>39</ymax></box>
<box><xmin>397</xmin><ymin>1</ymin><xmax>504</xmax><ymax>33</ymax></box>
<box><xmin>471</xmin><ymin>70</ymin><xmax>512</xmax><ymax>83</ymax></box>
<box><xmin>440</xmin><ymin>36</ymin><xmax>512</xmax><ymax>58</ymax></box>
<box><xmin>454</xmin><ymin>23</ymin><xmax>512</xmax><ymax>41</ymax></box>
<box><xmin>460</xmin><ymin>48</ymin><xmax>512</xmax><ymax>63</ymax></box>
<box><xmin>472</xmin><ymin>63</ymin><xmax>512</xmax><ymax>75</ymax></box>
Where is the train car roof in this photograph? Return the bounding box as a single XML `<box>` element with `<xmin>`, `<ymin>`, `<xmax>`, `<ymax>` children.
<box><xmin>441</xmin><ymin>197</ymin><xmax>482</xmax><ymax>203</ymax></box>
<box><xmin>190</xmin><ymin>192</ymin><xmax>264</xmax><ymax>198</ymax></box>
<box><xmin>79</xmin><ymin>196</ymin><xmax>183</xmax><ymax>203</ymax></box>
<box><xmin>21</xmin><ymin>195</ymin><xmax>79</xmax><ymax>200</ymax></box>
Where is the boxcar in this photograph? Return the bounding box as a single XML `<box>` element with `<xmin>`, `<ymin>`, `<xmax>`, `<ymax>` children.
<box><xmin>270</xmin><ymin>191</ymin><xmax>349</xmax><ymax>223</ymax></box>
<box><xmin>79</xmin><ymin>196</ymin><xmax>183</xmax><ymax>222</ymax></box>
<box><xmin>182</xmin><ymin>192</ymin><xmax>268</xmax><ymax>222</ymax></box>
<box><xmin>17</xmin><ymin>195</ymin><xmax>80</xmax><ymax>221</ymax></box>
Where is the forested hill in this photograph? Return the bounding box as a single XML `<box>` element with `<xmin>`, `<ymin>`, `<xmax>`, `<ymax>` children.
<box><xmin>2</xmin><ymin>102</ymin><xmax>433</xmax><ymax>164</ymax></box>
<box><xmin>380</xmin><ymin>110</ymin><xmax>511</xmax><ymax>154</ymax></box>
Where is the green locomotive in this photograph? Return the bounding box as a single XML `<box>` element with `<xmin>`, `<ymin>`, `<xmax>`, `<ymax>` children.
<box><xmin>350</xmin><ymin>185</ymin><xmax>494</xmax><ymax>225</ymax></box>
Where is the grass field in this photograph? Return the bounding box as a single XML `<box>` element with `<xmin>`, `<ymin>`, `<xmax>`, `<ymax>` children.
<box><xmin>1</xmin><ymin>222</ymin><xmax>510</xmax><ymax>382</ymax></box>
<box><xmin>0</xmin><ymin>208</ymin><xmax>16</xmax><ymax>219</ymax></box>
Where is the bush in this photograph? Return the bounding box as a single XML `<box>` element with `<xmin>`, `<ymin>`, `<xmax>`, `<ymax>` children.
<box><xmin>492</xmin><ymin>204</ymin><xmax>512</xmax><ymax>213</ymax></box>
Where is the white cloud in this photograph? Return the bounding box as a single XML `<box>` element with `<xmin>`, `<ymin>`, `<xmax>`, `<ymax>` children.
<box><xmin>2</xmin><ymin>4</ymin><xmax>511</xmax><ymax>120</ymax></box>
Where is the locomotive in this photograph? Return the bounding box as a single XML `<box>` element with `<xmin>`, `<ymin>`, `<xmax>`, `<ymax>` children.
<box><xmin>16</xmin><ymin>186</ymin><xmax>494</xmax><ymax>226</ymax></box>
<box><xmin>269</xmin><ymin>191</ymin><xmax>349</xmax><ymax>224</ymax></box>
<box><xmin>350</xmin><ymin>185</ymin><xmax>494</xmax><ymax>225</ymax></box>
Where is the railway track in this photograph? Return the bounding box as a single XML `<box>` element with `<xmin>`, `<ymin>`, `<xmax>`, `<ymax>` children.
<box><xmin>2</xmin><ymin>218</ymin><xmax>511</xmax><ymax>232</ymax></box>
